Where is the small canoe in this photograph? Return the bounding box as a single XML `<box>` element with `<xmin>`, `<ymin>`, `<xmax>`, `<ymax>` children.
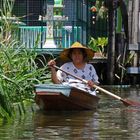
<box><xmin>34</xmin><ymin>84</ymin><xmax>100</xmax><ymax>111</ymax></box>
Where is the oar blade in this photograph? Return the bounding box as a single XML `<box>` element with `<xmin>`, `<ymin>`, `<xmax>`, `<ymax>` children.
<box><xmin>121</xmin><ymin>99</ymin><xmax>140</xmax><ymax>107</ymax></box>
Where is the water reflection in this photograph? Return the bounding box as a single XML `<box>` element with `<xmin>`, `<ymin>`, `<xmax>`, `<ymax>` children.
<box><xmin>0</xmin><ymin>87</ymin><xmax>140</xmax><ymax>140</ymax></box>
<box><xmin>34</xmin><ymin>111</ymin><xmax>99</xmax><ymax>139</ymax></box>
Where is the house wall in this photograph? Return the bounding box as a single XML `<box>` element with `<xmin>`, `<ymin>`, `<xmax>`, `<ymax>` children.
<box><xmin>13</xmin><ymin>0</ymin><xmax>42</xmax><ymax>25</ymax></box>
<box><xmin>63</xmin><ymin>0</ymin><xmax>76</xmax><ymax>25</ymax></box>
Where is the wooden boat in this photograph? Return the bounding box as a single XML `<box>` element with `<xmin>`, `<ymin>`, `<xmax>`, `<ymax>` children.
<box><xmin>34</xmin><ymin>84</ymin><xmax>100</xmax><ymax>111</ymax></box>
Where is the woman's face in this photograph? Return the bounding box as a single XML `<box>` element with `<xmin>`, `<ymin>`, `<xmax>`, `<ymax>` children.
<box><xmin>71</xmin><ymin>49</ymin><xmax>84</xmax><ymax>64</ymax></box>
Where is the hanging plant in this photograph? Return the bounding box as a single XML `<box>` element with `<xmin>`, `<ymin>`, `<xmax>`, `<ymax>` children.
<box><xmin>90</xmin><ymin>0</ymin><xmax>108</xmax><ymax>22</ymax></box>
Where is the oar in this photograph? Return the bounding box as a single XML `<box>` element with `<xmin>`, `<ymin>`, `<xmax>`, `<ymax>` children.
<box><xmin>52</xmin><ymin>65</ymin><xmax>140</xmax><ymax>107</ymax></box>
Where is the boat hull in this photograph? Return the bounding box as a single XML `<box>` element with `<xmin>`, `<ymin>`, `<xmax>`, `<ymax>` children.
<box><xmin>35</xmin><ymin>84</ymin><xmax>100</xmax><ymax>111</ymax></box>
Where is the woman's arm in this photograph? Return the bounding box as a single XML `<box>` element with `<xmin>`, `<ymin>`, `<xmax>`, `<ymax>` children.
<box><xmin>48</xmin><ymin>60</ymin><xmax>61</xmax><ymax>84</ymax></box>
<box><xmin>50</xmin><ymin>67</ymin><xmax>61</xmax><ymax>84</ymax></box>
<box><xmin>88</xmin><ymin>64</ymin><xmax>100</xmax><ymax>86</ymax></box>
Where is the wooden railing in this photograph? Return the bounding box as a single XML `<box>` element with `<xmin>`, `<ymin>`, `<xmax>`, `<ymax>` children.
<box><xmin>19</xmin><ymin>26</ymin><xmax>82</xmax><ymax>49</ymax></box>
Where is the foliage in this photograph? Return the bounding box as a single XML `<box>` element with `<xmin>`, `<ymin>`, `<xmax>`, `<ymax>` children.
<box><xmin>88</xmin><ymin>37</ymin><xmax>108</xmax><ymax>56</ymax></box>
<box><xmin>0</xmin><ymin>0</ymin><xmax>49</xmax><ymax>119</ymax></box>
<box><xmin>91</xmin><ymin>0</ymin><xmax>108</xmax><ymax>20</ymax></box>
<box><xmin>0</xmin><ymin>40</ymin><xmax>49</xmax><ymax>119</ymax></box>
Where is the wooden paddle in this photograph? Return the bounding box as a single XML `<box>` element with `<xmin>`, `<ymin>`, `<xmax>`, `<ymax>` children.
<box><xmin>52</xmin><ymin>65</ymin><xmax>140</xmax><ymax>107</ymax></box>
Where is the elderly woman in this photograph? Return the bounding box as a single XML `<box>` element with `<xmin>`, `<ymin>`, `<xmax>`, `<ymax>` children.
<box><xmin>48</xmin><ymin>42</ymin><xmax>99</xmax><ymax>95</ymax></box>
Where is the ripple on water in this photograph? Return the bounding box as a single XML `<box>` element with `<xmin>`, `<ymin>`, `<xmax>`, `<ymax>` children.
<box><xmin>0</xmin><ymin>87</ymin><xmax>140</xmax><ymax>139</ymax></box>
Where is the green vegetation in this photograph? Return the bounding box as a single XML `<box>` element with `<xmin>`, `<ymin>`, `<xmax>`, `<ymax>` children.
<box><xmin>88</xmin><ymin>37</ymin><xmax>108</xmax><ymax>57</ymax></box>
<box><xmin>0</xmin><ymin>0</ymin><xmax>48</xmax><ymax>119</ymax></box>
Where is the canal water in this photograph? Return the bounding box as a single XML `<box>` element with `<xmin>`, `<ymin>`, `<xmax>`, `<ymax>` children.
<box><xmin>0</xmin><ymin>86</ymin><xmax>140</xmax><ymax>140</ymax></box>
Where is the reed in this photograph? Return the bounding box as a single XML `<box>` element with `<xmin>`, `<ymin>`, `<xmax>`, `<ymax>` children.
<box><xmin>0</xmin><ymin>0</ymin><xmax>48</xmax><ymax>119</ymax></box>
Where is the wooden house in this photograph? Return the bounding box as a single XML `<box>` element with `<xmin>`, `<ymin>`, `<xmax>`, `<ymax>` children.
<box><xmin>11</xmin><ymin>0</ymin><xmax>106</xmax><ymax>50</ymax></box>
<box><xmin>1</xmin><ymin>0</ymin><xmax>140</xmax><ymax>84</ymax></box>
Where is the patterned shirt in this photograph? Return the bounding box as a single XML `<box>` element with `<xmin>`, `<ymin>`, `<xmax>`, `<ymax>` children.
<box><xmin>57</xmin><ymin>62</ymin><xmax>99</xmax><ymax>84</ymax></box>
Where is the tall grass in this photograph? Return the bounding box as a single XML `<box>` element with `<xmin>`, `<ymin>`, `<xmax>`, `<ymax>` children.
<box><xmin>0</xmin><ymin>0</ymin><xmax>49</xmax><ymax>119</ymax></box>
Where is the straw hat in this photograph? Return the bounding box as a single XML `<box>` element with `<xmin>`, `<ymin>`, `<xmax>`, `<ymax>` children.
<box><xmin>60</xmin><ymin>42</ymin><xmax>94</xmax><ymax>61</ymax></box>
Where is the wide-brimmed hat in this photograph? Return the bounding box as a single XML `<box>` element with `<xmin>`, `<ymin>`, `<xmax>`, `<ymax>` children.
<box><xmin>60</xmin><ymin>42</ymin><xmax>95</xmax><ymax>61</ymax></box>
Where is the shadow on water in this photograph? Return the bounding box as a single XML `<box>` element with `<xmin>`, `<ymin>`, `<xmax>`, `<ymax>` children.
<box><xmin>0</xmin><ymin>86</ymin><xmax>140</xmax><ymax>140</ymax></box>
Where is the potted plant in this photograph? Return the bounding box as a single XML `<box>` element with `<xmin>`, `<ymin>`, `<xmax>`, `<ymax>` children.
<box><xmin>88</xmin><ymin>37</ymin><xmax>108</xmax><ymax>57</ymax></box>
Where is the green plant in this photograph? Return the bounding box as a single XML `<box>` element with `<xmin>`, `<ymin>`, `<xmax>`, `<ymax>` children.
<box><xmin>88</xmin><ymin>37</ymin><xmax>108</xmax><ymax>56</ymax></box>
<box><xmin>0</xmin><ymin>0</ymin><xmax>49</xmax><ymax>119</ymax></box>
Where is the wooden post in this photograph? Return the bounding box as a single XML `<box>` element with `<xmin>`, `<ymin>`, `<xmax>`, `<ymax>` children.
<box><xmin>107</xmin><ymin>0</ymin><xmax>116</xmax><ymax>84</ymax></box>
<box><xmin>128</xmin><ymin>0</ymin><xmax>139</xmax><ymax>84</ymax></box>
<box><xmin>131</xmin><ymin>0</ymin><xmax>139</xmax><ymax>43</ymax></box>
<box><xmin>133</xmin><ymin>0</ymin><xmax>139</xmax><ymax>68</ymax></box>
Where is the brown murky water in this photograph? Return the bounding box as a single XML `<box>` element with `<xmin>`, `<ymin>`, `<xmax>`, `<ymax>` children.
<box><xmin>0</xmin><ymin>86</ymin><xmax>140</xmax><ymax>140</ymax></box>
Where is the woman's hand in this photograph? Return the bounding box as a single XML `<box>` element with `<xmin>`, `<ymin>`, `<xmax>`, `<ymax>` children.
<box><xmin>48</xmin><ymin>60</ymin><xmax>56</xmax><ymax>70</ymax></box>
<box><xmin>87</xmin><ymin>80</ymin><xmax>94</xmax><ymax>88</ymax></box>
